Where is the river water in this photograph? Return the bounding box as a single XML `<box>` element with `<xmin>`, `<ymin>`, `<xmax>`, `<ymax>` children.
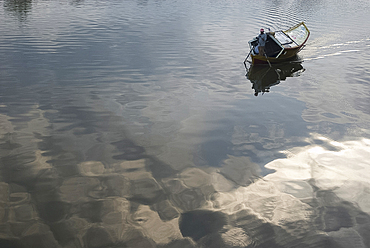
<box><xmin>1</xmin><ymin>0</ymin><xmax>370</xmax><ymax>247</ymax></box>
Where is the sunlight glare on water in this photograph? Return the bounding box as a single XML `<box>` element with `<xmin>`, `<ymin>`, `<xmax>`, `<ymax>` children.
<box><xmin>0</xmin><ymin>0</ymin><xmax>370</xmax><ymax>247</ymax></box>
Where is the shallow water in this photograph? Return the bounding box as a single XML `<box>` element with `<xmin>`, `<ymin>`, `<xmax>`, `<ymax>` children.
<box><xmin>0</xmin><ymin>0</ymin><xmax>370</xmax><ymax>247</ymax></box>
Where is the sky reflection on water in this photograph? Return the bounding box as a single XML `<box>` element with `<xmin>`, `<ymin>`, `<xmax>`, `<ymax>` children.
<box><xmin>0</xmin><ymin>0</ymin><xmax>370</xmax><ymax>247</ymax></box>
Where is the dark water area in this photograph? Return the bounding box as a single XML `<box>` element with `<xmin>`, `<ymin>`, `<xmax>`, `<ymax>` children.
<box><xmin>1</xmin><ymin>0</ymin><xmax>370</xmax><ymax>247</ymax></box>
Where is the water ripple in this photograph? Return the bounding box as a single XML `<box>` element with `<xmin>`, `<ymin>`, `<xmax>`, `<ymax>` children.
<box><xmin>1</xmin><ymin>0</ymin><xmax>370</xmax><ymax>247</ymax></box>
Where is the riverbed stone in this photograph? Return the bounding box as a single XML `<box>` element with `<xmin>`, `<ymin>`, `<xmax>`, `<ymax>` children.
<box><xmin>78</xmin><ymin>161</ymin><xmax>106</xmax><ymax>177</ymax></box>
<box><xmin>220</xmin><ymin>156</ymin><xmax>260</xmax><ymax>187</ymax></box>
<box><xmin>20</xmin><ymin>222</ymin><xmax>60</xmax><ymax>248</ymax></box>
<box><xmin>152</xmin><ymin>200</ymin><xmax>179</xmax><ymax>221</ymax></box>
<box><xmin>180</xmin><ymin>168</ymin><xmax>211</xmax><ymax>188</ymax></box>
<box><xmin>170</xmin><ymin>188</ymin><xmax>205</xmax><ymax>212</ymax></box>
<box><xmin>157</xmin><ymin>238</ymin><xmax>197</xmax><ymax>248</ymax></box>
<box><xmin>130</xmin><ymin>205</ymin><xmax>182</xmax><ymax>244</ymax></box>
<box><xmin>103</xmin><ymin>175</ymin><xmax>130</xmax><ymax>197</ymax></box>
<box><xmin>114</xmin><ymin>159</ymin><xmax>152</xmax><ymax>180</ymax></box>
<box><xmin>11</xmin><ymin>204</ymin><xmax>36</xmax><ymax>222</ymax></box>
<box><xmin>130</xmin><ymin>178</ymin><xmax>165</xmax><ymax>205</ymax></box>
<box><xmin>83</xmin><ymin>226</ymin><xmax>114</xmax><ymax>248</ymax></box>
<box><xmin>50</xmin><ymin>220</ymin><xmax>80</xmax><ymax>246</ymax></box>
<box><xmin>179</xmin><ymin>210</ymin><xmax>227</xmax><ymax>241</ymax></box>
<box><xmin>0</xmin><ymin>183</ymin><xmax>9</xmax><ymax>204</ymax></box>
<box><xmin>121</xmin><ymin>228</ymin><xmax>156</xmax><ymax>248</ymax></box>
<box><xmin>60</xmin><ymin>177</ymin><xmax>102</xmax><ymax>202</ymax></box>
<box><xmin>221</xmin><ymin>227</ymin><xmax>252</xmax><ymax>247</ymax></box>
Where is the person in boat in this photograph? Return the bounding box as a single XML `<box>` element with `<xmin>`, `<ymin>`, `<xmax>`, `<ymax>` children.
<box><xmin>257</xmin><ymin>28</ymin><xmax>267</xmax><ymax>55</ymax></box>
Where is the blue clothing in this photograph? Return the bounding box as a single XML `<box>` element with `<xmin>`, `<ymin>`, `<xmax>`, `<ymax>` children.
<box><xmin>258</xmin><ymin>33</ymin><xmax>267</xmax><ymax>47</ymax></box>
<box><xmin>254</xmin><ymin>45</ymin><xmax>259</xmax><ymax>53</ymax></box>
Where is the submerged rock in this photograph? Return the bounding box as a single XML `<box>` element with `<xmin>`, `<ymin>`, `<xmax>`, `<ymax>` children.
<box><xmin>179</xmin><ymin>210</ymin><xmax>227</xmax><ymax>241</ymax></box>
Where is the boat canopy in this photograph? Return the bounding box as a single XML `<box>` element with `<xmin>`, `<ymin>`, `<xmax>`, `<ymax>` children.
<box><xmin>274</xmin><ymin>31</ymin><xmax>298</xmax><ymax>48</ymax></box>
<box><xmin>248</xmin><ymin>34</ymin><xmax>284</xmax><ymax>59</ymax></box>
<box><xmin>284</xmin><ymin>22</ymin><xmax>310</xmax><ymax>46</ymax></box>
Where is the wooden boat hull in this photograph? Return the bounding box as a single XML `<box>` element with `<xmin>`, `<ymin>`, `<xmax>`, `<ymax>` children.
<box><xmin>251</xmin><ymin>46</ymin><xmax>302</xmax><ymax>64</ymax></box>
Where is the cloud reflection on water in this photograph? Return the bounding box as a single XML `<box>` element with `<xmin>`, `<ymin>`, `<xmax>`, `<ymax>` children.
<box><xmin>206</xmin><ymin>137</ymin><xmax>370</xmax><ymax>247</ymax></box>
<box><xmin>3</xmin><ymin>103</ymin><xmax>370</xmax><ymax>247</ymax></box>
<box><xmin>1</xmin><ymin>0</ymin><xmax>370</xmax><ymax>247</ymax></box>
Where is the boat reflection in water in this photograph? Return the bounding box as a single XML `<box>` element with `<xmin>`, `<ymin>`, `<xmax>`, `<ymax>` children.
<box><xmin>245</xmin><ymin>58</ymin><xmax>305</xmax><ymax>96</ymax></box>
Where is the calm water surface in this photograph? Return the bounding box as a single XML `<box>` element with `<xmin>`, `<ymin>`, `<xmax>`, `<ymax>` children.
<box><xmin>1</xmin><ymin>0</ymin><xmax>370</xmax><ymax>247</ymax></box>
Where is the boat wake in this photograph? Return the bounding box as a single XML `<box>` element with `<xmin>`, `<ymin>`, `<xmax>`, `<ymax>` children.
<box><xmin>301</xmin><ymin>38</ymin><xmax>370</xmax><ymax>61</ymax></box>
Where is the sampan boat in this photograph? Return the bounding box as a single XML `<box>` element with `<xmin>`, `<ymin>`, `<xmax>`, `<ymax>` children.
<box><xmin>244</xmin><ymin>22</ymin><xmax>310</xmax><ymax>65</ymax></box>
